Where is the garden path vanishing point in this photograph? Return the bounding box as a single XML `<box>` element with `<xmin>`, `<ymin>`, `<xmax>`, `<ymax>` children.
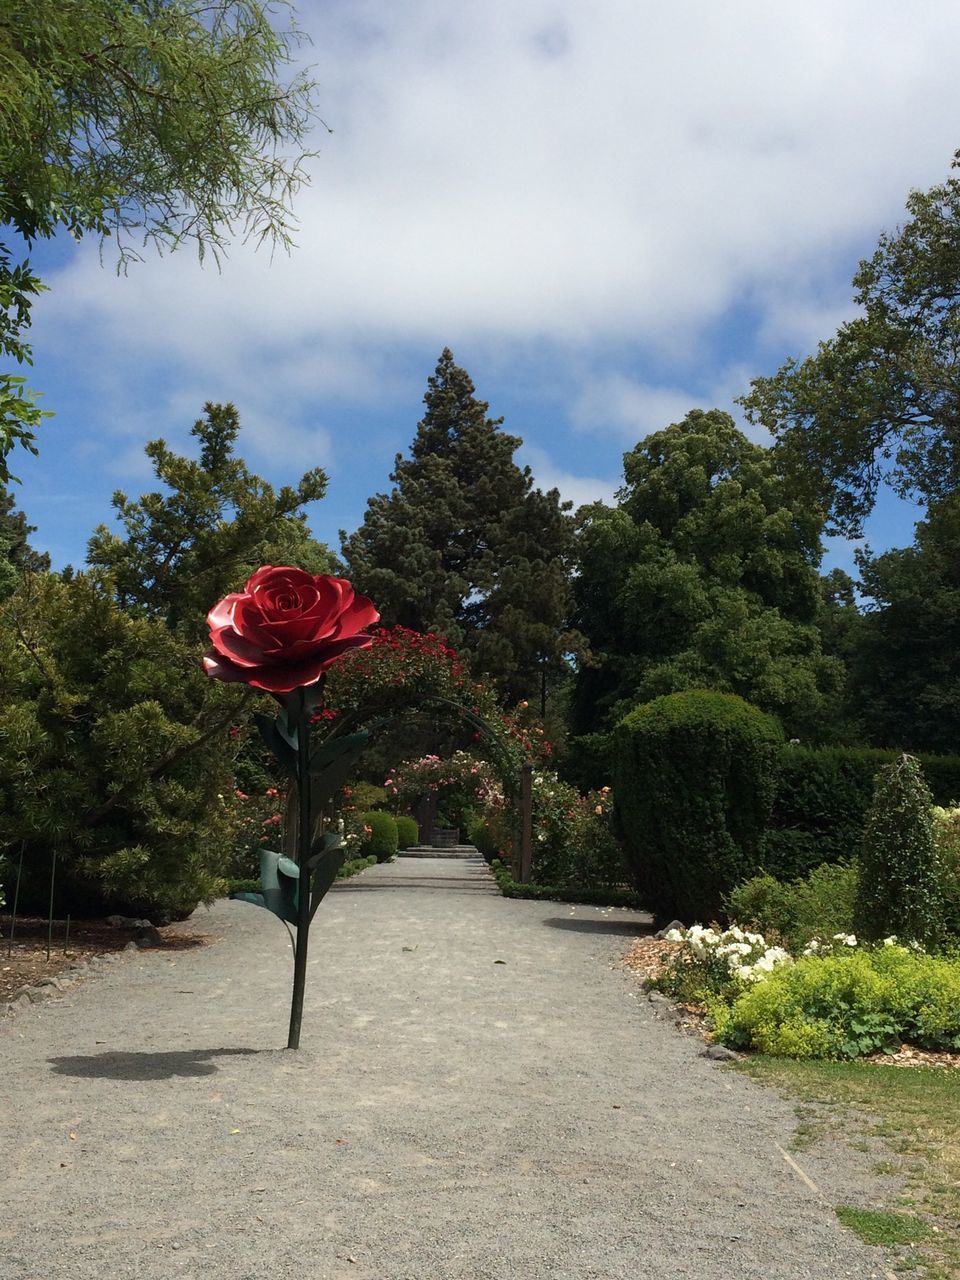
<box><xmin>1</xmin><ymin>855</ymin><xmax>898</xmax><ymax>1280</ymax></box>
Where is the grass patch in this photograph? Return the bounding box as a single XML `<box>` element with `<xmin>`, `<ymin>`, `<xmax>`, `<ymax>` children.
<box><xmin>836</xmin><ymin>1205</ymin><xmax>931</xmax><ymax>1246</ymax></box>
<box><xmin>738</xmin><ymin>1057</ymin><xmax>959</xmax><ymax>1278</ymax></box>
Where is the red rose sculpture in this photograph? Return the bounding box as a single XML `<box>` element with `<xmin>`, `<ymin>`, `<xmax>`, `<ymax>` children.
<box><xmin>203</xmin><ymin>567</ymin><xmax>379</xmax><ymax>694</ymax></box>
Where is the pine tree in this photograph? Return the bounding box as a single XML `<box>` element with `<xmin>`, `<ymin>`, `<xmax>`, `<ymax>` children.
<box><xmin>87</xmin><ymin>403</ymin><xmax>332</xmax><ymax>636</ymax></box>
<box><xmin>342</xmin><ymin>349</ymin><xmax>583</xmax><ymax>704</ymax></box>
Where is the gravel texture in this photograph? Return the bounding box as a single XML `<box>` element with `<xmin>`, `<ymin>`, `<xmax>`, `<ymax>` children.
<box><xmin>1</xmin><ymin>855</ymin><xmax>896</xmax><ymax>1279</ymax></box>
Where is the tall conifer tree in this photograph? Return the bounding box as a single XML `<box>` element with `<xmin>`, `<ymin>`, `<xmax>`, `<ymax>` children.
<box><xmin>342</xmin><ymin>349</ymin><xmax>582</xmax><ymax>704</ymax></box>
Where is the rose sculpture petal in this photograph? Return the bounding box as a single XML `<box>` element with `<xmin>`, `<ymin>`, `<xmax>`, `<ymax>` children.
<box><xmin>203</xmin><ymin>567</ymin><xmax>379</xmax><ymax>694</ymax></box>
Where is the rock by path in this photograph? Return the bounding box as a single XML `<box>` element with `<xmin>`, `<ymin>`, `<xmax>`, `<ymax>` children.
<box><xmin>0</xmin><ymin>856</ymin><xmax>894</xmax><ymax>1279</ymax></box>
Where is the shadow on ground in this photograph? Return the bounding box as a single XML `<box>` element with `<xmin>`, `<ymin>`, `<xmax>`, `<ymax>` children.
<box><xmin>542</xmin><ymin>916</ymin><xmax>654</xmax><ymax>936</ymax></box>
<box><xmin>48</xmin><ymin>1047</ymin><xmax>260</xmax><ymax>1081</ymax></box>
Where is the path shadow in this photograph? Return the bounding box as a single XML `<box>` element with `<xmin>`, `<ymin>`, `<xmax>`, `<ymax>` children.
<box><xmin>543</xmin><ymin>916</ymin><xmax>654</xmax><ymax>936</ymax></box>
<box><xmin>48</xmin><ymin>1047</ymin><xmax>259</xmax><ymax>1081</ymax></box>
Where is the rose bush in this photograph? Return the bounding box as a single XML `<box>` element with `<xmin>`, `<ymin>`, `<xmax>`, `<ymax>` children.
<box><xmin>204</xmin><ymin>567</ymin><xmax>378</xmax><ymax>693</ymax></box>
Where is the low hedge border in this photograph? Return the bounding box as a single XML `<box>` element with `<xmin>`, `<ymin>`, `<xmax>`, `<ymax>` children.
<box><xmin>489</xmin><ymin>859</ymin><xmax>645</xmax><ymax>909</ymax></box>
<box><xmin>225</xmin><ymin>854</ymin><xmax>377</xmax><ymax>898</ymax></box>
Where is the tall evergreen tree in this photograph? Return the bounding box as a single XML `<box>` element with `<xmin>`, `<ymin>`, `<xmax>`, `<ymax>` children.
<box><xmin>571</xmin><ymin>409</ymin><xmax>843</xmax><ymax>739</ymax></box>
<box><xmin>341</xmin><ymin>349</ymin><xmax>582</xmax><ymax>704</ymax></box>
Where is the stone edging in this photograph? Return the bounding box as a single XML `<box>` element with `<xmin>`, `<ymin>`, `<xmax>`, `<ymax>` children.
<box><xmin>2</xmin><ymin>939</ymin><xmax>142</xmax><ymax>1021</ymax></box>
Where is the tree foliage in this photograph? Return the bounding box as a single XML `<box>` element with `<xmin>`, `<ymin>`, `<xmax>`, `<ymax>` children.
<box><xmin>0</xmin><ymin>0</ymin><xmax>318</xmax><ymax>478</ymax></box>
<box><xmin>571</xmin><ymin>409</ymin><xmax>842</xmax><ymax>739</ymax></box>
<box><xmin>0</xmin><ymin>568</ymin><xmax>249</xmax><ymax>918</ymax></box>
<box><xmin>342</xmin><ymin>349</ymin><xmax>584</xmax><ymax>704</ymax></box>
<box><xmin>87</xmin><ymin>402</ymin><xmax>331</xmax><ymax>635</ymax></box>
<box><xmin>741</xmin><ymin>151</ymin><xmax>960</xmax><ymax>535</ymax></box>
<box><xmin>848</xmin><ymin>494</ymin><xmax>960</xmax><ymax>753</ymax></box>
<box><xmin>0</xmin><ymin>403</ymin><xmax>333</xmax><ymax>917</ymax></box>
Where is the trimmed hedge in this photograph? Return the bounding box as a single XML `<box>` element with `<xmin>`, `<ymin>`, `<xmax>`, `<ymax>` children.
<box><xmin>613</xmin><ymin>691</ymin><xmax>783</xmax><ymax>922</ymax></box>
<box><xmin>395</xmin><ymin>814</ymin><xmax>420</xmax><ymax>850</ymax></box>
<box><xmin>764</xmin><ymin>745</ymin><xmax>960</xmax><ymax>879</ymax></box>
<box><xmin>361</xmin><ymin>810</ymin><xmax>398</xmax><ymax>862</ymax></box>
<box><xmin>489</xmin><ymin>860</ymin><xmax>644</xmax><ymax>908</ymax></box>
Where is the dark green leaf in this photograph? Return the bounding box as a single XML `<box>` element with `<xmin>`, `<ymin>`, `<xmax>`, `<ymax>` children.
<box><xmin>254</xmin><ymin>712</ymin><xmax>297</xmax><ymax>774</ymax></box>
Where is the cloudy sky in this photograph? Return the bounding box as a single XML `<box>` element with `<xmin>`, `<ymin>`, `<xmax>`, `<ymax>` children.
<box><xmin>17</xmin><ymin>0</ymin><xmax>960</xmax><ymax>572</ymax></box>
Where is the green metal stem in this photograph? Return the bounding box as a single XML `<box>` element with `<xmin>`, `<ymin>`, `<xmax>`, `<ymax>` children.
<box><xmin>287</xmin><ymin>697</ymin><xmax>312</xmax><ymax>1049</ymax></box>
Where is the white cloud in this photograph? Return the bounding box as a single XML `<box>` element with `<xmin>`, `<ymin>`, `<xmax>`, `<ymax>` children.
<box><xmin>570</xmin><ymin>366</ymin><xmax>757</xmax><ymax>443</ymax></box>
<box><xmin>39</xmin><ymin>0</ymin><xmax>960</xmax><ymax>373</ymax></box>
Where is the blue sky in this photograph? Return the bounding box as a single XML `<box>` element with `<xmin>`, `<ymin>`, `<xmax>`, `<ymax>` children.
<box><xmin>14</xmin><ymin>0</ymin><xmax>955</xmax><ymax>575</ymax></box>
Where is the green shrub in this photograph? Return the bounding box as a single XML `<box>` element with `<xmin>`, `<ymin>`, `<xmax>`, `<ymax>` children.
<box><xmin>0</xmin><ymin>572</ymin><xmax>241</xmax><ymax>921</ymax></box>
<box><xmin>765</xmin><ymin>745</ymin><xmax>960</xmax><ymax>879</ymax></box>
<box><xmin>718</xmin><ymin>946</ymin><xmax>960</xmax><ymax>1058</ymax></box>
<box><xmin>464</xmin><ymin>809</ymin><xmax>500</xmax><ymax>859</ymax></box>
<box><xmin>855</xmin><ymin>755</ymin><xmax>946</xmax><ymax>948</ymax></box>
<box><xmin>336</xmin><ymin>854</ymin><xmax>377</xmax><ymax>879</ymax></box>
<box><xmin>394</xmin><ymin>814</ymin><xmax>419</xmax><ymax>850</ymax></box>
<box><xmin>349</xmin><ymin>782</ymin><xmax>387</xmax><ymax>811</ymax></box>
<box><xmin>726</xmin><ymin>861</ymin><xmax>859</xmax><ymax>951</ymax></box>
<box><xmin>360</xmin><ymin>810</ymin><xmax>398</xmax><ymax>862</ymax></box>
<box><xmin>932</xmin><ymin>806</ymin><xmax>960</xmax><ymax>939</ymax></box>
<box><xmin>613</xmin><ymin>691</ymin><xmax>783</xmax><ymax>921</ymax></box>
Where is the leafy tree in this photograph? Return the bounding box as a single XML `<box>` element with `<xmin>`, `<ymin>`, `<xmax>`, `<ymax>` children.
<box><xmin>571</xmin><ymin>409</ymin><xmax>842</xmax><ymax>739</ymax></box>
<box><xmin>0</xmin><ymin>0</ymin><xmax>317</xmax><ymax>479</ymax></box>
<box><xmin>0</xmin><ymin>485</ymin><xmax>49</xmax><ymax>599</ymax></box>
<box><xmin>741</xmin><ymin>151</ymin><xmax>960</xmax><ymax>535</ymax></box>
<box><xmin>341</xmin><ymin>349</ymin><xmax>583</xmax><ymax>704</ymax></box>
<box><xmin>847</xmin><ymin>494</ymin><xmax>960</xmax><ymax>753</ymax></box>
<box><xmin>87</xmin><ymin>402</ymin><xmax>331</xmax><ymax>635</ymax></box>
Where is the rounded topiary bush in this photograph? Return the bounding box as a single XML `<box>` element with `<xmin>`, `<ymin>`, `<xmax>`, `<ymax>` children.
<box><xmin>613</xmin><ymin>690</ymin><xmax>783</xmax><ymax>922</ymax></box>
<box><xmin>361</xmin><ymin>811</ymin><xmax>398</xmax><ymax>862</ymax></box>
<box><xmin>395</xmin><ymin>814</ymin><xmax>419</xmax><ymax>850</ymax></box>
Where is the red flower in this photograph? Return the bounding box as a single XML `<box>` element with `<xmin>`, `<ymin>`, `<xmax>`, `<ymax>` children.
<box><xmin>203</xmin><ymin>567</ymin><xmax>379</xmax><ymax>694</ymax></box>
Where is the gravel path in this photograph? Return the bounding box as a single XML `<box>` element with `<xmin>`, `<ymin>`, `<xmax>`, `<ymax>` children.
<box><xmin>1</xmin><ymin>856</ymin><xmax>894</xmax><ymax>1280</ymax></box>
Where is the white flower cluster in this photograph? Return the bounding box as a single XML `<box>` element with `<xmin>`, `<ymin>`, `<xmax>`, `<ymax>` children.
<box><xmin>801</xmin><ymin>932</ymin><xmax>924</xmax><ymax>956</ymax></box>
<box><xmin>665</xmin><ymin>924</ymin><xmax>792</xmax><ymax>984</ymax></box>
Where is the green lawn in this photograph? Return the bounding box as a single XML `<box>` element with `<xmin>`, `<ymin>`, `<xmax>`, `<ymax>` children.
<box><xmin>738</xmin><ymin>1058</ymin><xmax>960</xmax><ymax>1279</ymax></box>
